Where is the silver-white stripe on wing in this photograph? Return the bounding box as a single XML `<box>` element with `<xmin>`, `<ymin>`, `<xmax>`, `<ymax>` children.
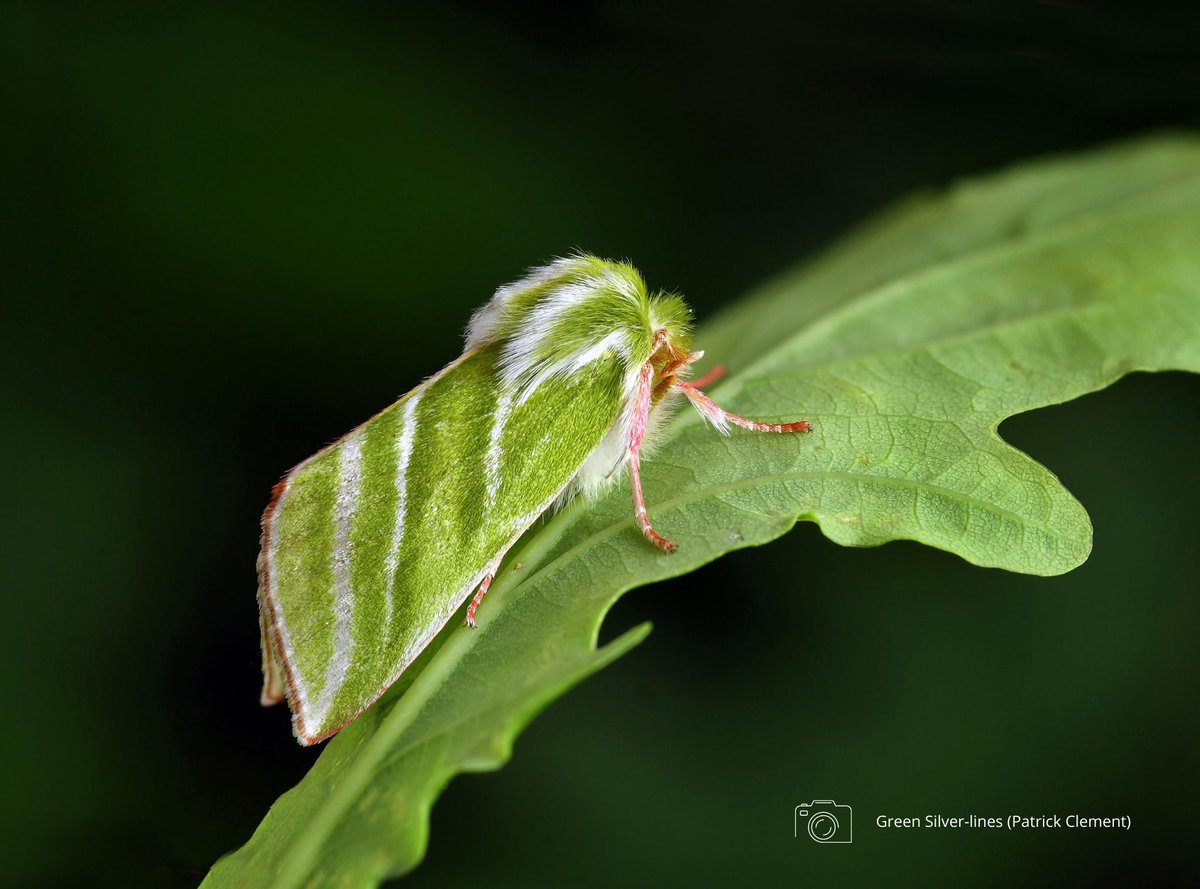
<box><xmin>383</xmin><ymin>392</ymin><xmax>422</xmax><ymax>634</ymax></box>
<box><xmin>485</xmin><ymin>389</ymin><xmax>514</xmax><ymax>511</ymax></box>
<box><xmin>514</xmin><ymin>327</ymin><xmax>634</xmax><ymax>408</ymax></box>
<box><xmin>306</xmin><ymin>428</ymin><xmax>365</xmax><ymax>732</ymax></box>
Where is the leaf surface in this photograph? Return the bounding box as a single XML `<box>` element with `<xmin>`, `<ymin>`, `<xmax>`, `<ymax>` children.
<box><xmin>205</xmin><ymin>135</ymin><xmax>1200</xmax><ymax>887</ymax></box>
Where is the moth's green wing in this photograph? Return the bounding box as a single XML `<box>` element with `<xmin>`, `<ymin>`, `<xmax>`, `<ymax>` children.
<box><xmin>259</xmin><ymin>345</ymin><xmax>626</xmax><ymax>743</ymax></box>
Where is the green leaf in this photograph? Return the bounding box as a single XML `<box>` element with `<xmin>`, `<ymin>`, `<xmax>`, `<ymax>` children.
<box><xmin>205</xmin><ymin>134</ymin><xmax>1200</xmax><ymax>887</ymax></box>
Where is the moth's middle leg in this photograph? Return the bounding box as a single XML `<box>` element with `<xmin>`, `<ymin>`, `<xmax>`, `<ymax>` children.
<box><xmin>675</xmin><ymin>381</ymin><xmax>812</xmax><ymax>434</ymax></box>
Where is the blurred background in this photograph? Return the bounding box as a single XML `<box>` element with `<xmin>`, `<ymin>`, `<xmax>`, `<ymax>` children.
<box><xmin>5</xmin><ymin>1</ymin><xmax>1199</xmax><ymax>886</ymax></box>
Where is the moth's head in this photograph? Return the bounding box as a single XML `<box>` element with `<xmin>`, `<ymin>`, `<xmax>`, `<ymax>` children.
<box><xmin>648</xmin><ymin>291</ymin><xmax>694</xmax><ymax>358</ymax></box>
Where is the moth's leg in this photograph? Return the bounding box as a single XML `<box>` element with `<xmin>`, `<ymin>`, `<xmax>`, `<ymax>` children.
<box><xmin>465</xmin><ymin>574</ymin><xmax>493</xmax><ymax>628</ymax></box>
<box><xmin>658</xmin><ymin>349</ymin><xmax>701</xmax><ymax>379</ymax></box>
<box><xmin>465</xmin><ymin>556</ymin><xmax>503</xmax><ymax>628</ymax></box>
<box><xmin>653</xmin><ymin>352</ymin><xmax>723</xmax><ymax>401</ymax></box>
<box><xmin>675</xmin><ymin>381</ymin><xmax>811</xmax><ymax>434</ymax></box>
<box><xmin>630</xmin><ymin>362</ymin><xmax>678</xmax><ymax>553</ymax></box>
<box><xmin>687</xmin><ymin>363</ymin><xmax>726</xmax><ymax>390</ymax></box>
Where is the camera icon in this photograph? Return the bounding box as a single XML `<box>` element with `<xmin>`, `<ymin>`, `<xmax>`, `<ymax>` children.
<box><xmin>795</xmin><ymin>800</ymin><xmax>853</xmax><ymax>843</ymax></box>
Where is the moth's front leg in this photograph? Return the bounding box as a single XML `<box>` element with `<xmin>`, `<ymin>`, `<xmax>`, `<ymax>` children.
<box><xmin>628</xmin><ymin>362</ymin><xmax>677</xmax><ymax>554</ymax></box>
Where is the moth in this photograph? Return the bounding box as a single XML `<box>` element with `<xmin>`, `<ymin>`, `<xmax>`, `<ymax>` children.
<box><xmin>258</xmin><ymin>254</ymin><xmax>810</xmax><ymax>744</ymax></box>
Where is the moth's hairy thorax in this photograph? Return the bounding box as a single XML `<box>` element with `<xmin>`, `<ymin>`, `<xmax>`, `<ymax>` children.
<box><xmin>464</xmin><ymin>254</ymin><xmax>694</xmax><ymax>504</ymax></box>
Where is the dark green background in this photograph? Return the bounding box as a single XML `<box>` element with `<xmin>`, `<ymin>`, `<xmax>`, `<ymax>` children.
<box><xmin>6</xmin><ymin>2</ymin><xmax>1199</xmax><ymax>886</ymax></box>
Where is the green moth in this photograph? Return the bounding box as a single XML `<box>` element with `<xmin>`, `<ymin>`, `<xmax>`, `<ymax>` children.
<box><xmin>258</xmin><ymin>254</ymin><xmax>811</xmax><ymax>744</ymax></box>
